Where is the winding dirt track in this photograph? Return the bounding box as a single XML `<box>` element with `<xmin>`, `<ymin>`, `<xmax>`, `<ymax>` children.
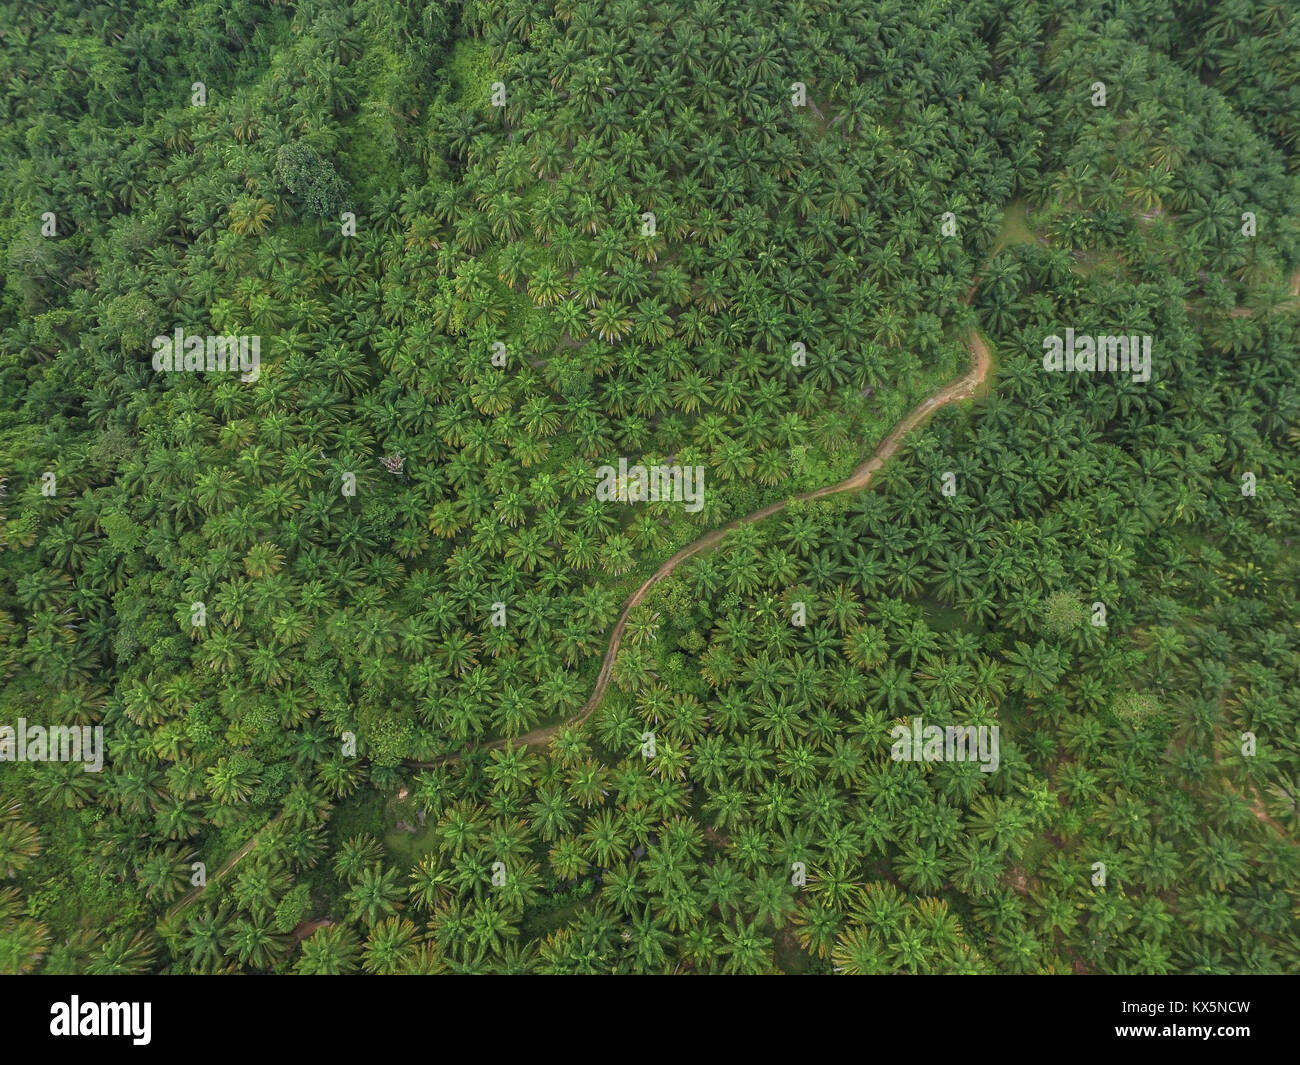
<box><xmin>165</xmin><ymin>811</ymin><xmax>286</xmax><ymax>919</ymax></box>
<box><xmin>168</xmin><ymin>325</ymin><xmax>993</xmax><ymax>921</ymax></box>
<box><xmin>407</xmin><ymin>327</ymin><xmax>993</xmax><ymax>769</ymax></box>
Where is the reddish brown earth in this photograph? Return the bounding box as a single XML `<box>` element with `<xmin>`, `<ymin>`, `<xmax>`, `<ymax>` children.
<box><xmin>408</xmin><ymin>326</ymin><xmax>993</xmax><ymax>769</ymax></box>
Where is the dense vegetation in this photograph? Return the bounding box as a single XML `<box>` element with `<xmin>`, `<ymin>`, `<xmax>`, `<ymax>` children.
<box><xmin>0</xmin><ymin>0</ymin><xmax>1296</xmax><ymax>974</ymax></box>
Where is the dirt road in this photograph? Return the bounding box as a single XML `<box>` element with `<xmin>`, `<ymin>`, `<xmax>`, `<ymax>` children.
<box><xmin>407</xmin><ymin>327</ymin><xmax>993</xmax><ymax>768</ymax></box>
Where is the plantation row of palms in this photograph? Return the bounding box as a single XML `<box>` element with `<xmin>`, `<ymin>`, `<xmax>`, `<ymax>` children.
<box><xmin>1</xmin><ymin>0</ymin><xmax>1298</xmax><ymax>973</ymax></box>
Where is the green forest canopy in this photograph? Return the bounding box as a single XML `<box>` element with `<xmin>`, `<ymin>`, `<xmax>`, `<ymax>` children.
<box><xmin>0</xmin><ymin>0</ymin><xmax>1296</xmax><ymax>974</ymax></box>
